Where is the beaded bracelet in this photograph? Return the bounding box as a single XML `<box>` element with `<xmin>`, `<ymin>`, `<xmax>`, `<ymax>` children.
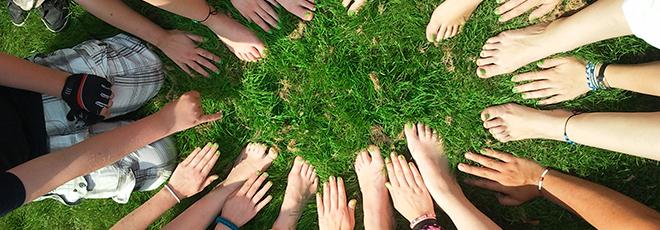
<box><xmin>537</xmin><ymin>168</ymin><xmax>550</xmax><ymax>191</ymax></box>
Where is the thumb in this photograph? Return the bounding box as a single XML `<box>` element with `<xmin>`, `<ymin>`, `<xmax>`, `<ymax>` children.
<box><xmin>348</xmin><ymin>199</ymin><xmax>357</xmax><ymax>220</ymax></box>
<box><xmin>185</xmin><ymin>33</ymin><xmax>204</xmax><ymax>43</ymax></box>
<box><xmin>203</xmin><ymin>175</ymin><xmax>220</xmax><ymax>188</ymax></box>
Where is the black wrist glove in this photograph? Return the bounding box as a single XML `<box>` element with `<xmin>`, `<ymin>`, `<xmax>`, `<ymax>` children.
<box><xmin>61</xmin><ymin>73</ymin><xmax>112</xmax><ymax>125</ymax></box>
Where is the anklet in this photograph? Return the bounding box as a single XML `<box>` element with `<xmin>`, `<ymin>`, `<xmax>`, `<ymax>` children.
<box><xmin>563</xmin><ymin>113</ymin><xmax>578</xmax><ymax>145</ymax></box>
<box><xmin>195</xmin><ymin>5</ymin><xmax>218</xmax><ymax>23</ymax></box>
<box><xmin>537</xmin><ymin>168</ymin><xmax>550</xmax><ymax>191</ymax></box>
<box><xmin>410</xmin><ymin>213</ymin><xmax>437</xmax><ymax>229</ymax></box>
<box><xmin>164</xmin><ymin>184</ymin><xmax>181</xmax><ymax>203</ymax></box>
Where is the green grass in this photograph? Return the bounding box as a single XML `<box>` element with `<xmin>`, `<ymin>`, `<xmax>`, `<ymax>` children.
<box><xmin>1</xmin><ymin>0</ymin><xmax>659</xmax><ymax>229</ymax></box>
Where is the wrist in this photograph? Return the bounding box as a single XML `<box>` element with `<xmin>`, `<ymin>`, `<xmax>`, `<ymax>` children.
<box><xmin>151</xmin><ymin>29</ymin><xmax>170</xmax><ymax>50</ymax></box>
<box><xmin>409</xmin><ymin>213</ymin><xmax>436</xmax><ymax>229</ymax></box>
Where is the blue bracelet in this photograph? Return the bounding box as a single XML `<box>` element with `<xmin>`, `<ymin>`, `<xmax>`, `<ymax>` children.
<box><xmin>563</xmin><ymin>114</ymin><xmax>578</xmax><ymax>145</ymax></box>
<box><xmin>215</xmin><ymin>216</ymin><xmax>239</xmax><ymax>230</ymax></box>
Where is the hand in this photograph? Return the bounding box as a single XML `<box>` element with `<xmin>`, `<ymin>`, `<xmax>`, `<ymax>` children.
<box><xmin>155</xmin><ymin>30</ymin><xmax>221</xmax><ymax>77</ymax></box>
<box><xmin>385</xmin><ymin>153</ymin><xmax>435</xmax><ymax>222</ymax></box>
<box><xmin>231</xmin><ymin>0</ymin><xmax>280</xmax><ymax>32</ymax></box>
<box><xmin>61</xmin><ymin>73</ymin><xmax>113</xmax><ymax>125</ymax></box>
<box><xmin>316</xmin><ymin>176</ymin><xmax>356</xmax><ymax>230</ymax></box>
<box><xmin>277</xmin><ymin>0</ymin><xmax>315</xmax><ymax>20</ymax></box>
<box><xmin>168</xmin><ymin>142</ymin><xmax>221</xmax><ymax>199</ymax></box>
<box><xmin>155</xmin><ymin>91</ymin><xmax>223</xmax><ymax>134</ymax></box>
<box><xmin>220</xmin><ymin>172</ymin><xmax>273</xmax><ymax>227</ymax></box>
<box><xmin>496</xmin><ymin>0</ymin><xmax>561</xmax><ymax>22</ymax></box>
<box><xmin>464</xmin><ymin>178</ymin><xmax>540</xmax><ymax>206</ymax></box>
<box><xmin>511</xmin><ymin>57</ymin><xmax>590</xmax><ymax>105</ymax></box>
<box><xmin>458</xmin><ymin>149</ymin><xmax>545</xmax><ymax>187</ymax></box>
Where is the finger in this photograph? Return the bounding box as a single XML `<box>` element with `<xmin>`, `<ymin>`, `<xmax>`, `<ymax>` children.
<box><xmin>175</xmin><ymin>61</ymin><xmax>193</xmax><ymax>77</ymax></box>
<box><xmin>190</xmin><ymin>143</ymin><xmax>213</xmax><ymax>167</ymax></box>
<box><xmin>201</xmin><ymin>151</ymin><xmax>220</xmax><ymax>175</ymax></box>
<box><xmin>538</xmin><ymin>95</ymin><xmax>565</xmax><ymax>105</ymax></box>
<box><xmin>251</xmin><ymin>13</ymin><xmax>272</xmax><ymax>32</ymax></box>
<box><xmin>203</xmin><ymin>175</ymin><xmax>220</xmax><ymax>188</ymax></box>
<box><xmin>196</xmin><ymin>48</ymin><xmax>221</xmax><ymax>63</ymax></box>
<box><xmin>397</xmin><ymin>155</ymin><xmax>415</xmax><ymax>186</ymax></box>
<box><xmin>479</xmin><ymin>148</ymin><xmax>515</xmax><ymax>162</ymax></box>
<box><xmin>247</xmin><ymin>173</ymin><xmax>269</xmax><ymax>197</ymax></box>
<box><xmin>464</xmin><ymin>152</ymin><xmax>505</xmax><ymax>171</ymax></box>
<box><xmin>265</xmin><ymin>0</ymin><xmax>280</xmax><ymax>8</ymax></box>
<box><xmin>342</xmin><ymin>0</ymin><xmax>351</xmax><ymax>7</ymax></box>
<box><xmin>196</xmin><ymin>143</ymin><xmax>219</xmax><ymax>170</ymax></box>
<box><xmin>511</xmin><ymin>71</ymin><xmax>548</xmax><ymax>82</ymax></box>
<box><xmin>255</xmin><ymin>195</ymin><xmax>273</xmax><ymax>211</ymax></box>
<box><xmin>390</xmin><ymin>152</ymin><xmax>404</xmax><ymax>185</ymax></box>
<box><xmin>348</xmin><ymin>0</ymin><xmax>365</xmax><ymax>14</ymax></box>
<box><xmin>329</xmin><ymin>176</ymin><xmax>338</xmax><ymax>210</ymax></box>
<box><xmin>367</xmin><ymin>145</ymin><xmax>383</xmax><ymax>161</ymax></box>
<box><xmin>385</xmin><ymin>157</ymin><xmax>398</xmax><ymax>186</ymax></box>
<box><xmin>316</xmin><ymin>192</ymin><xmax>324</xmax><ymax>216</ymax></box>
<box><xmin>348</xmin><ymin>199</ymin><xmax>357</xmax><ymax>222</ymax></box>
<box><xmin>496</xmin><ymin>0</ymin><xmax>525</xmax><ymax>18</ymax></box>
<box><xmin>529</xmin><ymin>3</ymin><xmax>555</xmax><ymax>20</ymax></box>
<box><xmin>522</xmin><ymin>88</ymin><xmax>557</xmax><ymax>99</ymax></box>
<box><xmin>514</xmin><ymin>80</ymin><xmax>552</xmax><ymax>93</ymax></box>
<box><xmin>538</xmin><ymin>57</ymin><xmax>572</xmax><ymax>69</ymax></box>
<box><xmin>238</xmin><ymin>173</ymin><xmax>259</xmax><ymax>196</ymax></box>
<box><xmin>337</xmin><ymin>177</ymin><xmax>347</xmax><ymax>209</ymax></box>
<box><xmin>252</xmin><ymin>181</ymin><xmax>272</xmax><ymax>203</ymax></box>
<box><xmin>464</xmin><ymin>178</ymin><xmax>509</xmax><ymax>193</ymax></box>
<box><xmin>195</xmin><ymin>56</ymin><xmax>220</xmax><ymax>74</ymax></box>
<box><xmin>258</xmin><ymin>0</ymin><xmax>280</xmax><ymax>23</ymax></box>
<box><xmin>458</xmin><ymin>163</ymin><xmax>500</xmax><ymax>182</ymax></box>
<box><xmin>497</xmin><ymin>194</ymin><xmax>523</xmax><ymax>206</ymax></box>
<box><xmin>179</xmin><ymin>147</ymin><xmax>201</xmax><ymax>166</ymax></box>
<box><xmin>409</xmin><ymin>162</ymin><xmax>427</xmax><ymax>189</ymax></box>
<box><xmin>199</xmin><ymin>111</ymin><xmax>224</xmax><ymax>124</ymax></box>
<box><xmin>185</xmin><ymin>33</ymin><xmax>204</xmax><ymax>43</ymax></box>
<box><xmin>323</xmin><ymin>182</ymin><xmax>330</xmax><ymax>213</ymax></box>
<box><xmin>187</xmin><ymin>61</ymin><xmax>210</xmax><ymax>77</ymax></box>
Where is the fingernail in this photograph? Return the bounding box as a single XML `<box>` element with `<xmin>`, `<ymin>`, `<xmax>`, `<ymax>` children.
<box><xmin>484</xmin><ymin>113</ymin><xmax>490</xmax><ymax>120</ymax></box>
<box><xmin>496</xmin><ymin>0</ymin><xmax>502</xmax><ymax>3</ymax></box>
<box><xmin>510</xmin><ymin>76</ymin><xmax>516</xmax><ymax>82</ymax></box>
<box><xmin>479</xmin><ymin>149</ymin><xmax>487</xmax><ymax>154</ymax></box>
<box><xmin>305</xmin><ymin>11</ymin><xmax>313</xmax><ymax>20</ymax></box>
<box><xmin>458</xmin><ymin>164</ymin><xmax>465</xmax><ymax>170</ymax></box>
<box><xmin>384</xmin><ymin>157</ymin><xmax>391</xmax><ymax>163</ymax></box>
<box><xmin>329</xmin><ymin>176</ymin><xmax>335</xmax><ymax>180</ymax></box>
<box><xmin>537</xmin><ymin>60</ymin><xmax>544</xmax><ymax>66</ymax></box>
<box><xmin>207</xmin><ymin>142</ymin><xmax>212</xmax><ymax>146</ymax></box>
<box><xmin>215</xmin><ymin>150</ymin><xmax>220</xmax><ymax>155</ymax></box>
<box><xmin>493</xmin><ymin>9</ymin><xmax>499</xmax><ymax>14</ymax></box>
<box><xmin>338</xmin><ymin>177</ymin><xmax>343</xmax><ymax>182</ymax></box>
<box><xmin>465</xmin><ymin>152</ymin><xmax>472</xmax><ymax>158</ymax></box>
<box><xmin>267</xmin><ymin>30</ymin><xmax>272</xmax><ymax>34</ymax></box>
<box><xmin>349</xmin><ymin>199</ymin><xmax>357</xmax><ymax>208</ymax></box>
<box><xmin>263</xmin><ymin>172</ymin><xmax>269</xmax><ymax>177</ymax></box>
<box><xmin>479</xmin><ymin>68</ymin><xmax>487</xmax><ymax>76</ymax></box>
<box><xmin>398</xmin><ymin>155</ymin><xmax>405</xmax><ymax>160</ymax></box>
<box><xmin>498</xmin><ymin>15</ymin><xmax>503</xmax><ymax>22</ymax></box>
<box><xmin>512</xmin><ymin>87</ymin><xmax>517</xmax><ymax>93</ymax></box>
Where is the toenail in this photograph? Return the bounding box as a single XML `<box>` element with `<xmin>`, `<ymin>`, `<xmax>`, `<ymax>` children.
<box><xmin>479</xmin><ymin>149</ymin><xmax>488</xmax><ymax>154</ymax></box>
<box><xmin>479</xmin><ymin>68</ymin><xmax>487</xmax><ymax>76</ymax></box>
<box><xmin>484</xmin><ymin>113</ymin><xmax>490</xmax><ymax>120</ymax></box>
<box><xmin>536</xmin><ymin>60</ymin><xmax>544</xmax><ymax>66</ymax></box>
<box><xmin>512</xmin><ymin>88</ymin><xmax>517</xmax><ymax>93</ymax></box>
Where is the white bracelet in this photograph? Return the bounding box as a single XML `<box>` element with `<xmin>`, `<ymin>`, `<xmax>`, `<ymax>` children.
<box><xmin>164</xmin><ymin>184</ymin><xmax>181</xmax><ymax>203</ymax></box>
<box><xmin>537</xmin><ymin>168</ymin><xmax>550</xmax><ymax>191</ymax></box>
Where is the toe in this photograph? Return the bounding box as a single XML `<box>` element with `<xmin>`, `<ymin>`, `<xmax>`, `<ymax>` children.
<box><xmin>367</xmin><ymin>145</ymin><xmax>383</xmax><ymax>161</ymax></box>
<box><xmin>267</xmin><ymin>147</ymin><xmax>279</xmax><ymax>160</ymax></box>
<box><xmin>483</xmin><ymin>118</ymin><xmax>505</xmax><ymax>129</ymax></box>
<box><xmin>424</xmin><ymin>124</ymin><xmax>432</xmax><ymax>139</ymax></box>
<box><xmin>292</xmin><ymin>156</ymin><xmax>304</xmax><ymax>173</ymax></box>
<box><xmin>426</xmin><ymin>22</ymin><xmax>441</xmax><ymax>42</ymax></box>
<box><xmin>404</xmin><ymin>123</ymin><xmax>418</xmax><ymax>140</ymax></box>
<box><xmin>476</xmin><ymin>65</ymin><xmax>500</xmax><ymax>78</ymax></box>
<box><xmin>342</xmin><ymin>0</ymin><xmax>352</xmax><ymax>7</ymax></box>
<box><xmin>476</xmin><ymin>57</ymin><xmax>497</xmax><ymax>66</ymax></box>
<box><xmin>300</xmin><ymin>161</ymin><xmax>310</xmax><ymax>176</ymax></box>
<box><xmin>252</xmin><ymin>143</ymin><xmax>267</xmax><ymax>156</ymax></box>
<box><xmin>480</xmin><ymin>49</ymin><xmax>498</xmax><ymax>58</ymax></box>
<box><xmin>416</xmin><ymin>123</ymin><xmax>427</xmax><ymax>137</ymax></box>
<box><xmin>436</xmin><ymin>25</ymin><xmax>448</xmax><ymax>43</ymax></box>
<box><xmin>307</xmin><ymin>165</ymin><xmax>315</xmax><ymax>179</ymax></box>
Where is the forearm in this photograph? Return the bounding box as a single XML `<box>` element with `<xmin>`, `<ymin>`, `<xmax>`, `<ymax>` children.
<box><xmin>0</xmin><ymin>52</ymin><xmax>68</xmax><ymax>97</ymax></box>
<box><xmin>429</xmin><ymin>184</ymin><xmax>501</xmax><ymax>230</ymax></box>
<box><xmin>543</xmin><ymin>170</ymin><xmax>660</xmax><ymax>229</ymax></box>
<box><xmin>567</xmin><ymin>112</ymin><xmax>660</xmax><ymax>161</ymax></box>
<box><xmin>75</xmin><ymin>0</ymin><xmax>167</xmax><ymax>46</ymax></box>
<box><xmin>165</xmin><ymin>183</ymin><xmax>240</xmax><ymax>230</ymax></box>
<box><xmin>142</xmin><ymin>0</ymin><xmax>209</xmax><ymax>21</ymax></box>
<box><xmin>541</xmin><ymin>0</ymin><xmax>631</xmax><ymax>54</ymax></box>
<box><xmin>9</xmin><ymin>112</ymin><xmax>173</xmax><ymax>202</ymax></box>
<box><xmin>112</xmin><ymin>188</ymin><xmax>178</xmax><ymax>230</ymax></box>
<box><xmin>606</xmin><ymin>62</ymin><xmax>660</xmax><ymax>96</ymax></box>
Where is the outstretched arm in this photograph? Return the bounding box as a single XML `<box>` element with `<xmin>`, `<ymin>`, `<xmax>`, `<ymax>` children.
<box><xmin>112</xmin><ymin>143</ymin><xmax>221</xmax><ymax>230</ymax></box>
<box><xmin>460</xmin><ymin>149</ymin><xmax>660</xmax><ymax>230</ymax></box>
<box><xmin>75</xmin><ymin>0</ymin><xmax>220</xmax><ymax>77</ymax></box>
<box><xmin>0</xmin><ymin>52</ymin><xmax>68</xmax><ymax>97</ymax></box>
<box><xmin>8</xmin><ymin>91</ymin><xmax>222</xmax><ymax>203</ymax></box>
<box><xmin>164</xmin><ymin>180</ymin><xmax>244</xmax><ymax>229</ymax></box>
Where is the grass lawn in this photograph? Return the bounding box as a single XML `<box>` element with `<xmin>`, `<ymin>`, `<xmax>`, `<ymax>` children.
<box><xmin>1</xmin><ymin>0</ymin><xmax>659</xmax><ymax>229</ymax></box>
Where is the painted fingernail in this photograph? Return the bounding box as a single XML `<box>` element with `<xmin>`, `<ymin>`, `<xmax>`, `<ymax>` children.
<box><xmin>537</xmin><ymin>60</ymin><xmax>544</xmax><ymax>66</ymax></box>
<box><xmin>305</xmin><ymin>11</ymin><xmax>313</xmax><ymax>20</ymax></box>
<box><xmin>512</xmin><ymin>87</ymin><xmax>517</xmax><ymax>93</ymax></box>
<box><xmin>263</xmin><ymin>172</ymin><xmax>269</xmax><ymax>177</ymax></box>
<box><xmin>498</xmin><ymin>15</ymin><xmax>504</xmax><ymax>22</ymax></box>
<box><xmin>398</xmin><ymin>155</ymin><xmax>405</xmax><ymax>160</ymax></box>
<box><xmin>496</xmin><ymin>0</ymin><xmax>503</xmax><ymax>3</ymax></box>
<box><xmin>215</xmin><ymin>150</ymin><xmax>220</xmax><ymax>155</ymax></box>
<box><xmin>510</xmin><ymin>76</ymin><xmax>516</xmax><ymax>82</ymax></box>
<box><xmin>479</xmin><ymin>149</ymin><xmax>488</xmax><ymax>154</ymax></box>
<box><xmin>479</xmin><ymin>68</ymin><xmax>487</xmax><ymax>76</ymax></box>
<box><xmin>493</xmin><ymin>9</ymin><xmax>499</xmax><ymax>14</ymax></box>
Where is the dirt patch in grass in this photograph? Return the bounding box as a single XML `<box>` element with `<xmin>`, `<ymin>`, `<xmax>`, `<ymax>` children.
<box><xmin>368</xmin><ymin>72</ymin><xmax>382</xmax><ymax>92</ymax></box>
<box><xmin>442</xmin><ymin>44</ymin><xmax>456</xmax><ymax>72</ymax></box>
<box><xmin>288</xmin><ymin>21</ymin><xmax>307</xmax><ymax>40</ymax></box>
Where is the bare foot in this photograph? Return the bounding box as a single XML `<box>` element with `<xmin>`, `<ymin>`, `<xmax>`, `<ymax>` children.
<box><xmin>476</xmin><ymin>22</ymin><xmax>556</xmax><ymax>78</ymax></box>
<box><xmin>404</xmin><ymin>123</ymin><xmax>456</xmax><ymax>191</ymax></box>
<box><xmin>223</xmin><ymin>143</ymin><xmax>278</xmax><ymax>187</ymax></box>
<box><xmin>355</xmin><ymin>146</ymin><xmax>394</xmax><ymax>230</ymax></box>
<box><xmin>273</xmin><ymin>156</ymin><xmax>318</xmax><ymax>230</ymax></box>
<box><xmin>426</xmin><ymin>0</ymin><xmax>483</xmax><ymax>42</ymax></box>
<box><xmin>277</xmin><ymin>0</ymin><xmax>315</xmax><ymax>20</ymax></box>
<box><xmin>342</xmin><ymin>0</ymin><xmax>366</xmax><ymax>15</ymax></box>
<box><xmin>203</xmin><ymin>13</ymin><xmax>266</xmax><ymax>62</ymax></box>
<box><xmin>481</xmin><ymin>103</ymin><xmax>572</xmax><ymax>142</ymax></box>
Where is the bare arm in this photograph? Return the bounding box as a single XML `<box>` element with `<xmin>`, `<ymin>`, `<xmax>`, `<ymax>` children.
<box><xmin>606</xmin><ymin>62</ymin><xmax>660</xmax><ymax>97</ymax></box>
<box><xmin>567</xmin><ymin>112</ymin><xmax>660</xmax><ymax>161</ymax></box>
<box><xmin>544</xmin><ymin>170</ymin><xmax>660</xmax><ymax>229</ymax></box>
<box><xmin>0</xmin><ymin>52</ymin><xmax>68</xmax><ymax>97</ymax></box>
<box><xmin>164</xmin><ymin>182</ymin><xmax>242</xmax><ymax>230</ymax></box>
<box><xmin>428</xmin><ymin>179</ymin><xmax>502</xmax><ymax>230</ymax></box>
<box><xmin>142</xmin><ymin>0</ymin><xmax>208</xmax><ymax>21</ymax></box>
<box><xmin>7</xmin><ymin>91</ymin><xmax>221</xmax><ymax>203</ymax></box>
<box><xmin>113</xmin><ymin>188</ymin><xmax>178</xmax><ymax>230</ymax></box>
